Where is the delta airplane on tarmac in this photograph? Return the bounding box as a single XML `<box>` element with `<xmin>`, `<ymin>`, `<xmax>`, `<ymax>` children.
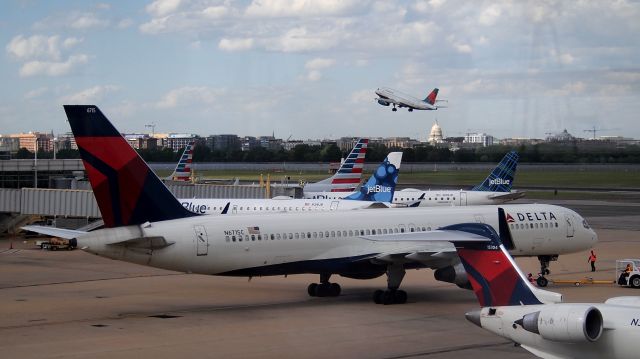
<box><xmin>375</xmin><ymin>87</ymin><xmax>444</xmax><ymax>112</ymax></box>
<box><xmin>454</xmin><ymin>215</ymin><xmax>639</xmax><ymax>359</ymax></box>
<box><xmin>305</xmin><ymin>150</ymin><xmax>525</xmax><ymax>207</ymax></box>
<box><xmin>177</xmin><ymin>152</ymin><xmax>402</xmax><ymax>215</ymax></box>
<box><xmin>30</xmin><ymin>105</ymin><xmax>595</xmax><ymax>305</ymax></box>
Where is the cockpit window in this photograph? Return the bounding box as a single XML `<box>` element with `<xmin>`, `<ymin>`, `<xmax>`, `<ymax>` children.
<box><xmin>582</xmin><ymin>219</ymin><xmax>590</xmax><ymax>229</ymax></box>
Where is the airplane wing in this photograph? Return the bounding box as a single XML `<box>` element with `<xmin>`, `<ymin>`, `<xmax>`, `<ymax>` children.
<box><xmin>21</xmin><ymin>225</ymin><xmax>86</xmax><ymax>239</ymax></box>
<box><xmin>488</xmin><ymin>191</ymin><xmax>526</xmax><ymax>200</ymax></box>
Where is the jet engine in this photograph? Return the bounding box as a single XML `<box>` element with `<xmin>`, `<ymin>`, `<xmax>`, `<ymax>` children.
<box><xmin>518</xmin><ymin>305</ymin><xmax>603</xmax><ymax>343</ymax></box>
<box><xmin>434</xmin><ymin>263</ymin><xmax>471</xmax><ymax>289</ymax></box>
<box><xmin>377</xmin><ymin>99</ymin><xmax>390</xmax><ymax>106</ymax></box>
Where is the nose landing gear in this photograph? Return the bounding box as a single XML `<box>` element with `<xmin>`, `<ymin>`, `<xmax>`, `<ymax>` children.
<box><xmin>536</xmin><ymin>255</ymin><xmax>558</xmax><ymax>287</ymax></box>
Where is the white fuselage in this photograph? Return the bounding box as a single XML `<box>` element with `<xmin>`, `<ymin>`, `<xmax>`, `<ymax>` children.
<box><xmin>304</xmin><ymin>189</ymin><xmax>517</xmax><ymax>206</ymax></box>
<box><xmin>177</xmin><ymin>197</ymin><xmax>376</xmax><ymax>215</ymax></box>
<box><xmin>77</xmin><ymin>204</ymin><xmax>596</xmax><ymax>277</ymax></box>
<box><xmin>375</xmin><ymin>88</ymin><xmax>435</xmax><ymax>110</ymax></box>
<box><xmin>475</xmin><ymin>301</ymin><xmax>640</xmax><ymax>359</ymax></box>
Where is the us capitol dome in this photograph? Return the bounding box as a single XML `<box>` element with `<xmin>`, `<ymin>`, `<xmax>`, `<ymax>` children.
<box><xmin>428</xmin><ymin>121</ymin><xmax>443</xmax><ymax>144</ymax></box>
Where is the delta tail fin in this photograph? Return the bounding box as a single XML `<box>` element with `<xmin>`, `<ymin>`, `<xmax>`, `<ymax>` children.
<box><xmin>167</xmin><ymin>141</ymin><xmax>194</xmax><ymax>181</ymax></box>
<box><xmin>448</xmin><ymin>208</ymin><xmax>559</xmax><ymax>307</ymax></box>
<box><xmin>472</xmin><ymin>151</ymin><xmax>518</xmax><ymax>192</ymax></box>
<box><xmin>424</xmin><ymin>88</ymin><xmax>439</xmax><ymax>105</ymax></box>
<box><xmin>63</xmin><ymin>105</ymin><xmax>198</xmax><ymax>228</ymax></box>
<box><xmin>344</xmin><ymin>152</ymin><xmax>402</xmax><ymax>202</ymax></box>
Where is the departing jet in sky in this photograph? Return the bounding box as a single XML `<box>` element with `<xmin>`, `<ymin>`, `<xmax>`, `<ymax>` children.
<box><xmin>27</xmin><ymin>105</ymin><xmax>595</xmax><ymax>305</ymax></box>
<box><xmin>455</xmin><ymin>214</ymin><xmax>639</xmax><ymax>359</ymax></box>
<box><xmin>375</xmin><ymin>87</ymin><xmax>444</xmax><ymax>112</ymax></box>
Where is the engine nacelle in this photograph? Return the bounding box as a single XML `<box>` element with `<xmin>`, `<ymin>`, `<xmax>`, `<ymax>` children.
<box><xmin>519</xmin><ymin>305</ymin><xmax>603</xmax><ymax>343</ymax></box>
<box><xmin>434</xmin><ymin>263</ymin><xmax>471</xmax><ymax>289</ymax></box>
<box><xmin>377</xmin><ymin>99</ymin><xmax>390</xmax><ymax>106</ymax></box>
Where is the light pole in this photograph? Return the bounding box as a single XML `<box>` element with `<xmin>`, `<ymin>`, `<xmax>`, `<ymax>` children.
<box><xmin>34</xmin><ymin>145</ymin><xmax>38</xmax><ymax>189</ymax></box>
<box><xmin>53</xmin><ymin>137</ymin><xmax>57</xmax><ymax>160</ymax></box>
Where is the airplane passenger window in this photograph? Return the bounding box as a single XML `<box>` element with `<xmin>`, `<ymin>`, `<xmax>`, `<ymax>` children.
<box><xmin>258</xmin><ymin>235</ymin><xmax>262</xmax><ymax>240</ymax></box>
<box><xmin>307</xmin><ymin>232</ymin><xmax>311</xmax><ymax>238</ymax></box>
<box><xmin>372</xmin><ymin>229</ymin><xmax>376</xmax><ymax>235</ymax></box>
<box><xmin>393</xmin><ymin>228</ymin><xmax>398</xmax><ymax>233</ymax></box>
<box><xmin>294</xmin><ymin>233</ymin><xmax>299</xmax><ymax>239</ymax></box>
<box><xmin>270</xmin><ymin>234</ymin><xmax>275</xmax><ymax>240</ymax></box>
<box><xmin>251</xmin><ymin>235</ymin><xmax>255</xmax><ymax>241</ymax></box>
<box><xmin>343</xmin><ymin>230</ymin><xmax>347</xmax><ymax>237</ymax></box>
<box><xmin>383</xmin><ymin>229</ymin><xmax>388</xmax><ymax>234</ymax></box>
<box><xmin>254</xmin><ymin>207</ymin><xmax>257</xmax><ymax>210</ymax></box>
<box><xmin>360</xmin><ymin>230</ymin><xmax>365</xmax><ymax>235</ymax></box>
<box><xmin>555</xmin><ymin>223</ymin><xmax>559</xmax><ymax>227</ymax></box>
<box><xmin>422</xmin><ymin>227</ymin><xmax>426</xmax><ymax>231</ymax></box>
<box><xmin>238</xmin><ymin>236</ymin><xmax>242</xmax><ymax>242</ymax></box>
<box><xmin>276</xmin><ymin>233</ymin><xmax>281</xmax><ymax>240</ymax></box>
<box><xmin>400</xmin><ymin>228</ymin><xmax>405</xmax><ymax>233</ymax></box>
<box><xmin>288</xmin><ymin>233</ymin><xmax>293</xmax><ymax>239</ymax></box>
<box><xmin>225</xmin><ymin>235</ymin><xmax>230</xmax><ymax>242</ymax></box>
<box><xmin>245</xmin><ymin>235</ymin><xmax>250</xmax><ymax>241</ymax></box>
<box><xmin>319</xmin><ymin>232</ymin><xmax>324</xmax><ymax>238</ymax></box>
<box><xmin>231</xmin><ymin>235</ymin><xmax>235</xmax><ymax>242</ymax></box>
<box><xmin>510</xmin><ymin>224</ymin><xmax>514</xmax><ymax>229</ymax></box>
<box><xmin>331</xmin><ymin>231</ymin><xmax>335</xmax><ymax>237</ymax></box>
<box><xmin>365</xmin><ymin>229</ymin><xmax>370</xmax><ymax>235</ymax></box>
<box><xmin>427</xmin><ymin>227</ymin><xmax>431</xmax><ymax>231</ymax></box>
<box><xmin>325</xmin><ymin>231</ymin><xmax>330</xmax><ymax>237</ymax></box>
<box><xmin>260</xmin><ymin>207</ymin><xmax>263</xmax><ymax>210</ymax></box>
<box><xmin>337</xmin><ymin>231</ymin><xmax>341</xmax><ymax>237</ymax></box>
<box><xmin>240</xmin><ymin>207</ymin><xmax>243</xmax><ymax>210</ymax></box>
<box><xmin>313</xmin><ymin>232</ymin><xmax>317</xmax><ymax>238</ymax></box>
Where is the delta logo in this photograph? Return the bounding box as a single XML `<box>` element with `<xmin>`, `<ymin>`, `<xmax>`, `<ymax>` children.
<box><xmin>508</xmin><ymin>211</ymin><xmax>558</xmax><ymax>221</ymax></box>
<box><xmin>366</xmin><ymin>185</ymin><xmax>391</xmax><ymax>194</ymax></box>
<box><xmin>489</xmin><ymin>178</ymin><xmax>510</xmax><ymax>185</ymax></box>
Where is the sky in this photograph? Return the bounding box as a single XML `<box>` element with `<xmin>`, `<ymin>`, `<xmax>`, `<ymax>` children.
<box><xmin>1</xmin><ymin>0</ymin><xmax>639</xmax><ymax>141</ymax></box>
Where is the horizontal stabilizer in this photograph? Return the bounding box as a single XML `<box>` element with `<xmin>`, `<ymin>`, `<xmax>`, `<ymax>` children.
<box><xmin>488</xmin><ymin>191</ymin><xmax>526</xmax><ymax>200</ymax></box>
<box><xmin>22</xmin><ymin>225</ymin><xmax>86</xmax><ymax>239</ymax></box>
<box><xmin>108</xmin><ymin>236</ymin><xmax>174</xmax><ymax>250</ymax></box>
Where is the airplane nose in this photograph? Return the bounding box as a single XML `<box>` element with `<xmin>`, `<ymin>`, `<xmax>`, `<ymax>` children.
<box><xmin>465</xmin><ymin>310</ymin><xmax>482</xmax><ymax>327</ymax></box>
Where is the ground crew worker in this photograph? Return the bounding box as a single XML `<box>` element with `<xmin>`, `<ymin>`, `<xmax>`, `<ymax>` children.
<box><xmin>588</xmin><ymin>250</ymin><xmax>597</xmax><ymax>272</ymax></box>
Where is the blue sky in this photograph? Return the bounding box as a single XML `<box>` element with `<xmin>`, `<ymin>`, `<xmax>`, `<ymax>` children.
<box><xmin>1</xmin><ymin>0</ymin><xmax>639</xmax><ymax>140</ymax></box>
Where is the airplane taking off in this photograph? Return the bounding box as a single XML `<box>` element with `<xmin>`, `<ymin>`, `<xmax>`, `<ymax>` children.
<box><xmin>375</xmin><ymin>87</ymin><xmax>444</xmax><ymax>112</ymax></box>
<box><xmin>303</xmin><ymin>138</ymin><xmax>368</xmax><ymax>194</ymax></box>
<box><xmin>305</xmin><ymin>150</ymin><xmax>525</xmax><ymax>207</ymax></box>
<box><xmin>166</xmin><ymin>141</ymin><xmax>194</xmax><ymax>181</ymax></box>
<box><xmin>455</xmin><ymin>214</ymin><xmax>639</xmax><ymax>359</ymax></box>
<box><xmin>37</xmin><ymin>105</ymin><xmax>595</xmax><ymax>305</ymax></box>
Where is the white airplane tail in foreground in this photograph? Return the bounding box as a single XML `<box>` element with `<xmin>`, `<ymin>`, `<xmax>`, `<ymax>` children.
<box><xmin>455</xmin><ymin>211</ymin><xmax>639</xmax><ymax>359</ymax></box>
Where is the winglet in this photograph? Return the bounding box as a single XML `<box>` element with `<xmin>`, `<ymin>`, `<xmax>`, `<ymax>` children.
<box><xmin>63</xmin><ymin>105</ymin><xmax>198</xmax><ymax>228</ymax></box>
<box><xmin>344</xmin><ymin>152</ymin><xmax>402</xmax><ymax>202</ymax></box>
<box><xmin>472</xmin><ymin>151</ymin><xmax>518</xmax><ymax>192</ymax></box>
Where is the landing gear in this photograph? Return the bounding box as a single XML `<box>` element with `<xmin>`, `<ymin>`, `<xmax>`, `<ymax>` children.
<box><xmin>536</xmin><ymin>255</ymin><xmax>558</xmax><ymax>287</ymax></box>
<box><xmin>307</xmin><ymin>273</ymin><xmax>341</xmax><ymax>297</ymax></box>
<box><xmin>408</xmin><ymin>108</ymin><xmax>413</xmax><ymax>112</ymax></box>
<box><xmin>392</xmin><ymin>105</ymin><xmax>397</xmax><ymax>112</ymax></box>
<box><xmin>373</xmin><ymin>264</ymin><xmax>407</xmax><ymax>305</ymax></box>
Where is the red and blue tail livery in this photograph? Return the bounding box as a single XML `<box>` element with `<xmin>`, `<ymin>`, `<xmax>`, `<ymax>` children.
<box><xmin>424</xmin><ymin>88</ymin><xmax>439</xmax><ymax>105</ymax></box>
<box><xmin>449</xmin><ymin>208</ymin><xmax>542</xmax><ymax>307</ymax></box>
<box><xmin>168</xmin><ymin>141</ymin><xmax>194</xmax><ymax>181</ymax></box>
<box><xmin>330</xmin><ymin>138</ymin><xmax>368</xmax><ymax>192</ymax></box>
<box><xmin>64</xmin><ymin>105</ymin><xmax>198</xmax><ymax>228</ymax></box>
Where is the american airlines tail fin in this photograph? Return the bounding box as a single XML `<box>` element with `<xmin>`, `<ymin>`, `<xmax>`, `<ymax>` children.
<box><xmin>344</xmin><ymin>152</ymin><xmax>402</xmax><ymax>202</ymax></box>
<box><xmin>304</xmin><ymin>138</ymin><xmax>368</xmax><ymax>193</ymax></box>
<box><xmin>450</xmin><ymin>208</ymin><xmax>561</xmax><ymax>307</ymax></box>
<box><xmin>166</xmin><ymin>141</ymin><xmax>194</xmax><ymax>181</ymax></box>
<box><xmin>63</xmin><ymin>105</ymin><xmax>198</xmax><ymax>228</ymax></box>
<box><xmin>472</xmin><ymin>151</ymin><xmax>518</xmax><ymax>192</ymax></box>
<box><xmin>423</xmin><ymin>88</ymin><xmax>439</xmax><ymax>105</ymax></box>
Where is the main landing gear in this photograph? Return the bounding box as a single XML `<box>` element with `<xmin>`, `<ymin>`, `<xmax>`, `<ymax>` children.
<box><xmin>536</xmin><ymin>255</ymin><xmax>558</xmax><ymax>287</ymax></box>
<box><xmin>392</xmin><ymin>105</ymin><xmax>397</xmax><ymax>112</ymax></box>
<box><xmin>373</xmin><ymin>264</ymin><xmax>407</xmax><ymax>305</ymax></box>
<box><xmin>307</xmin><ymin>273</ymin><xmax>341</xmax><ymax>297</ymax></box>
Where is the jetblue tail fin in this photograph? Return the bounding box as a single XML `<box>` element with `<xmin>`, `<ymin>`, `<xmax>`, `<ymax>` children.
<box><xmin>167</xmin><ymin>141</ymin><xmax>194</xmax><ymax>181</ymax></box>
<box><xmin>472</xmin><ymin>151</ymin><xmax>518</xmax><ymax>192</ymax></box>
<box><xmin>449</xmin><ymin>208</ymin><xmax>545</xmax><ymax>307</ymax></box>
<box><xmin>344</xmin><ymin>152</ymin><xmax>402</xmax><ymax>202</ymax></box>
<box><xmin>424</xmin><ymin>88</ymin><xmax>439</xmax><ymax>105</ymax></box>
<box><xmin>63</xmin><ymin>105</ymin><xmax>198</xmax><ymax>228</ymax></box>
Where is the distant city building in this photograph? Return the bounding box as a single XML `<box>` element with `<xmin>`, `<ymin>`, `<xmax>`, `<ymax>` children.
<box><xmin>499</xmin><ymin>137</ymin><xmax>544</xmax><ymax>146</ymax></box>
<box><xmin>336</xmin><ymin>137</ymin><xmax>360</xmax><ymax>152</ymax></box>
<box><xmin>428</xmin><ymin>121</ymin><xmax>444</xmax><ymax>144</ymax></box>
<box><xmin>207</xmin><ymin>134</ymin><xmax>241</xmax><ymax>152</ymax></box>
<box><xmin>464</xmin><ymin>132</ymin><xmax>494</xmax><ymax>147</ymax></box>
<box><xmin>259</xmin><ymin>136</ymin><xmax>282</xmax><ymax>151</ymax></box>
<box><xmin>165</xmin><ymin>133</ymin><xmax>197</xmax><ymax>151</ymax></box>
<box><xmin>546</xmin><ymin>129</ymin><xmax>576</xmax><ymax>142</ymax></box>
<box><xmin>0</xmin><ymin>136</ymin><xmax>20</xmax><ymax>153</ymax></box>
<box><xmin>383</xmin><ymin>137</ymin><xmax>419</xmax><ymax>149</ymax></box>
<box><xmin>8</xmin><ymin>132</ymin><xmax>53</xmax><ymax>152</ymax></box>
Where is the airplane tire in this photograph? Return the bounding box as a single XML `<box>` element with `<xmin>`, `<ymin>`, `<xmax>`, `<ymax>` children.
<box><xmin>394</xmin><ymin>290</ymin><xmax>407</xmax><ymax>304</ymax></box>
<box><xmin>330</xmin><ymin>283</ymin><xmax>341</xmax><ymax>296</ymax></box>
<box><xmin>373</xmin><ymin>290</ymin><xmax>384</xmax><ymax>304</ymax></box>
<box><xmin>536</xmin><ymin>276</ymin><xmax>549</xmax><ymax>287</ymax></box>
<box><xmin>630</xmin><ymin>276</ymin><xmax>640</xmax><ymax>288</ymax></box>
<box><xmin>308</xmin><ymin>283</ymin><xmax>318</xmax><ymax>297</ymax></box>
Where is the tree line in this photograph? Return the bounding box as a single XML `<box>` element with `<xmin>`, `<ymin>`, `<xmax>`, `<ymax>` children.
<box><xmin>11</xmin><ymin>142</ymin><xmax>640</xmax><ymax>164</ymax></box>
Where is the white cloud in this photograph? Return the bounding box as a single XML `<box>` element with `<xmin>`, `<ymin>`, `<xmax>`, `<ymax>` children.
<box><xmin>559</xmin><ymin>53</ymin><xmax>575</xmax><ymax>65</ymax></box>
<box><xmin>350</xmin><ymin>89</ymin><xmax>374</xmax><ymax>104</ymax></box>
<box><xmin>24</xmin><ymin>87</ymin><xmax>49</xmax><ymax>100</ymax></box>
<box><xmin>219</xmin><ymin>38</ymin><xmax>254</xmax><ymax>52</ymax></box>
<box><xmin>60</xmin><ymin>85</ymin><xmax>119</xmax><ymax>104</ymax></box>
<box><xmin>245</xmin><ymin>0</ymin><xmax>361</xmax><ymax>18</ymax></box>
<box><xmin>63</xmin><ymin>37</ymin><xmax>83</xmax><ymax>49</ymax></box>
<box><xmin>117</xmin><ymin>18</ymin><xmax>135</xmax><ymax>29</ymax></box>
<box><xmin>33</xmin><ymin>11</ymin><xmax>109</xmax><ymax>30</ymax></box>
<box><xmin>6</xmin><ymin>35</ymin><xmax>64</xmax><ymax>61</ymax></box>
<box><xmin>478</xmin><ymin>4</ymin><xmax>502</xmax><ymax>26</ymax></box>
<box><xmin>146</xmin><ymin>0</ymin><xmax>183</xmax><ymax>17</ymax></box>
<box><xmin>202</xmin><ymin>5</ymin><xmax>230</xmax><ymax>19</ymax></box>
<box><xmin>69</xmin><ymin>13</ymin><xmax>109</xmax><ymax>29</ymax></box>
<box><xmin>156</xmin><ymin>86</ymin><xmax>226</xmax><ymax>108</ymax></box>
<box><xmin>305</xmin><ymin>58</ymin><xmax>335</xmax><ymax>70</ymax></box>
<box><xmin>19</xmin><ymin>54</ymin><xmax>89</xmax><ymax>77</ymax></box>
<box><xmin>266</xmin><ymin>26</ymin><xmax>340</xmax><ymax>52</ymax></box>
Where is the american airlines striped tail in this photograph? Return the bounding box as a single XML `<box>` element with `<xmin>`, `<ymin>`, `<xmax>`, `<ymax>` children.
<box><xmin>63</xmin><ymin>105</ymin><xmax>198</xmax><ymax>228</ymax></box>
<box><xmin>304</xmin><ymin>138</ymin><xmax>368</xmax><ymax>193</ymax></box>
<box><xmin>167</xmin><ymin>141</ymin><xmax>194</xmax><ymax>181</ymax></box>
